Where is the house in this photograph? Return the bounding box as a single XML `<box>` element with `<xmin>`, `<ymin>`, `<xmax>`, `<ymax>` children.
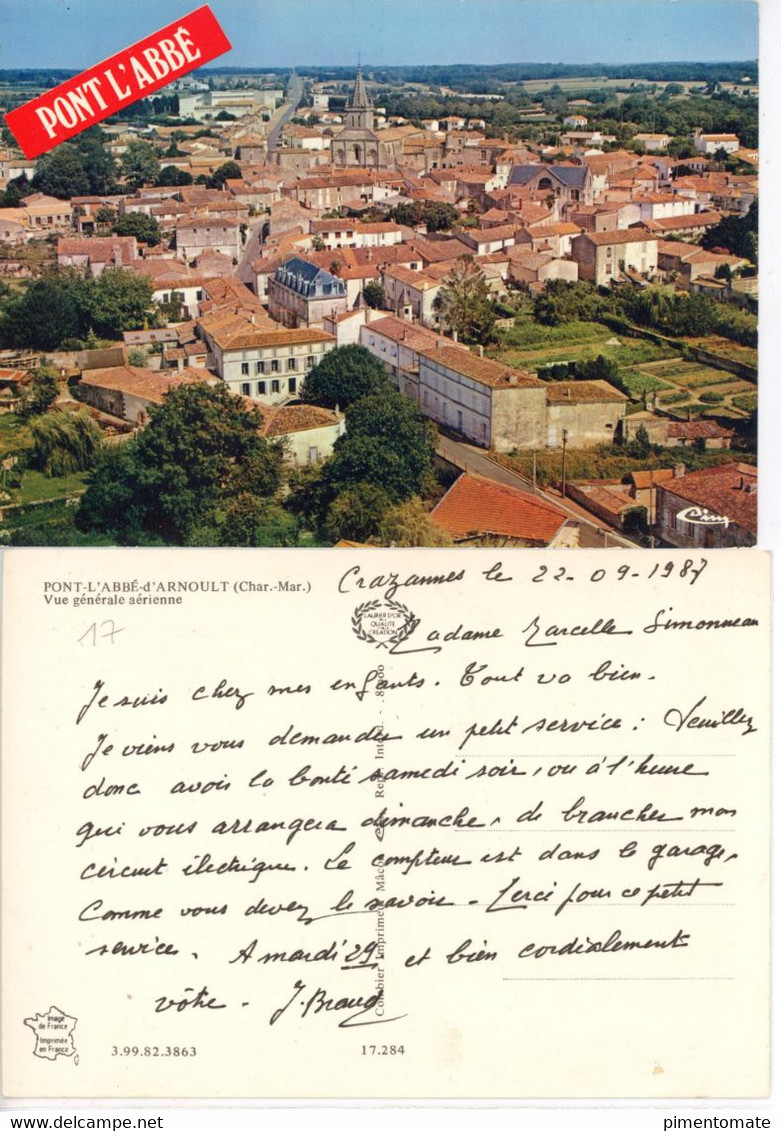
<box><xmin>694</xmin><ymin>132</ymin><xmax>740</xmax><ymax>156</ymax></box>
<box><xmin>267</xmin><ymin>258</ymin><xmax>348</xmax><ymax>327</ymax></box>
<box><xmin>623</xmin><ymin>412</ymin><xmax>735</xmax><ymax>450</ymax></box>
<box><xmin>506</xmin><ymin>248</ymin><xmax>578</xmax><ymax>287</ymax></box>
<box><xmin>564</xmin><ymin>479</ymin><xmax>641</xmax><ymax>531</ymax></box>
<box><xmin>430</xmin><ymin>473</ymin><xmax>577</xmax><ymax>547</ymax></box>
<box><xmin>358</xmin><ymin>313</ymin><xmax>468</xmax><ymax>400</ymax></box>
<box><xmin>309</xmin><ymin>219</ymin><xmax>403</xmax><ymax>250</ymax></box>
<box><xmin>545</xmin><ymin>381</ymin><xmax>629</xmax><ymax>448</ymax></box>
<box><xmin>634</xmin><ymin>133</ymin><xmax>670</xmax><ymax>153</ymax></box>
<box><xmin>175</xmin><ymin>217</ymin><xmax>241</xmax><ymax>263</ymax></box>
<box><xmin>563</xmin><ymin>115</ymin><xmax>589</xmax><ymax>130</ymax></box>
<box><xmin>57</xmin><ymin>236</ymin><xmax>138</xmax><ymax>276</ymax></box>
<box><xmin>508</xmin><ymin>164</ymin><xmax>594</xmax><ymax>209</ymax></box>
<box><xmin>656</xmin><ymin>241</ymin><xmax>747</xmax><ymax>286</ymax></box>
<box><xmin>570</xmin><ymin>229</ymin><xmax>659</xmax><ymax>286</ymax></box>
<box><xmin>199</xmin><ymin>323</ymin><xmax>335</xmax><ymax>402</ymax></box>
<box><xmin>256</xmin><ymin>402</ymin><xmax>345</xmax><ymax>465</ymax></box>
<box><xmin>637</xmin><ymin>211</ymin><xmax>723</xmax><ymax>240</ymax></box>
<box><xmin>416</xmin><ymin>344</ymin><xmax>547</xmax><ymax>451</ymax></box>
<box><xmin>657</xmin><ymin>462</ymin><xmax>757</xmax><ymax>547</ymax></box>
<box><xmin>17</xmin><ymin>193</ymin><xmax>73</xmax><ymax>231</ymax></box>
<box><xmin>381</xmin><ymin>265</ymin><xmax>442</xmax><ymax>326</ymax></box>
<box><xmin>129</xmin><ymin>259</ymin><xmax>205</xmax><ymax>317</ymax></box>
<box><xmin>76</xmin><ymin>366</ymin><xmax>212</xmax><ymax>425</ymax></box>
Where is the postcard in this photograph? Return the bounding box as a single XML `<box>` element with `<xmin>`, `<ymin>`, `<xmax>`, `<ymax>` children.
<box><xmin>1</xmin><ymin>546</ymin><xmax>770</xmax><ymax>1098</ymax></box>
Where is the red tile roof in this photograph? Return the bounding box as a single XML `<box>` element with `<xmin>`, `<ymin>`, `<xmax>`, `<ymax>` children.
<box><xmin>659</xmin><ymin>463</ymin><xmax>757</xmax><ymax>533</ymax></box>
<box><xmin>430</xmin><ymin>474</ymin><xmax>567</xmax><ymax>544</ymax></box>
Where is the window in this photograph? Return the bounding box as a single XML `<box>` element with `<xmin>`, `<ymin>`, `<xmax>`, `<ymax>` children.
<box><xmin>306</xmin><ymin>355</ymin><xmax>315</xmax><ymax>368</ymax></box>
<box><xmin>271</xmin><ymin>379</ymin><xmax>280</xmax><ymax>394</ymax></box>
<box><xmin>308</xmin><ymin>446</ymin><xmax>318</xmax><ymax>463</ymax></box>
<box><xmin>288</xmin><ymin>377</ymin><xmax>297</xmax><ymax>393</ymax></box>
<box><xmin>287</xmin><ymin>357</ymin><xmax>297</xmax><ymax>371</ymax></box>
<box><xmin>241</xmin><ymin>382</ymin><xmax>250</xmax><ymax>395</ymax></box>
<box><xmin>241</xmin><ymin>362</ymin><xmax>249</xmax><ymax>375</ymax></box>
<box><xmin>257</xmin><ymin>380</ymin><xmax>266</xmax><ymax>395</ymax></box>
<box><xmin>271</xmin><ymin>359</ymin><xmax>280</xmax><ymax>372</ymax></box>
<box><xmin>256</xmin><ymin>361</ymin><xmax>265</xmax><ymax>374</ymax></box>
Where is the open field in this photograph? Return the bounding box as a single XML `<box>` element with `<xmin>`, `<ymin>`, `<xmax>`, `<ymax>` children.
<box><xmin>495</xmin><ymin>320</ymin><xmax>675</xmax><ymax>371</ymax></box>
<box><xmin>495</xmin><ymin>324</ymin><xmax>757</xmax><ymax>419</ymax></box>
<box><xmin>684</xmin><ymin>335</ymin><xmax>758</xmax><ymax>369</ymax></box>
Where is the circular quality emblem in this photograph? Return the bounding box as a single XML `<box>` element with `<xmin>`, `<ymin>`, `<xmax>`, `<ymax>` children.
<box><xmin>351</xmin><ymin>599</ymin><xmax>417</xmax><ymax>649</ymax></box>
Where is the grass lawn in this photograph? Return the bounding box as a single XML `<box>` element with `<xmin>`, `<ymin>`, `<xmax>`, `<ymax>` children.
<box><xmin>495</xmin><ymin>321</ymin><xmax>675</xmax><ymax>372</ymax></box>
<box><xmin>8</xmin><ymin>470</ymin><xmax>90</xmax><ymax>507</ymax></box>
<box><xmin>0</xmin><ymin>413</ymin><xmax>32</xmax><ymax>457</ymax></box>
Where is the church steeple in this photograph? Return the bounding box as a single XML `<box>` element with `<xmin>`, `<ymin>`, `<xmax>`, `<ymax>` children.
<box><xmin>350</xmin><ymin>65</ymin><xmax>372</xmax><ymax>110</ymax></box>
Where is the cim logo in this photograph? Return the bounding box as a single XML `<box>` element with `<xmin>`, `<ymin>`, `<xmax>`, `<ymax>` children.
<box><xmin>677</xmin><ymin>505</ymin><xmax>730</xmax><ymax>529</ymax></box>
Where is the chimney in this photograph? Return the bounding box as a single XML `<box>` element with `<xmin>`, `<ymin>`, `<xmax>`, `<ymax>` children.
<box><xmin>476</xmin><ymin>344</ymin><xmax>484</xmax><ymax>358</ymax></box>
<box><xmin>565</xmin><ymin>387</ymin><xmax>571</xmax><ymax>398</ymax></box>
<box><xmin>674</xmin><ymin>462</ymin><xmax>685</xmax><ymax>479</ymax></box>
<box><xmin>452</xmin><ymin>329</ymin><xmax>458</xmax><ymax>343</ymax></box>
<box><xmin>436</xmin><ymin>339</ymin><xmax>444</xmax><ymax>349</ymax></box>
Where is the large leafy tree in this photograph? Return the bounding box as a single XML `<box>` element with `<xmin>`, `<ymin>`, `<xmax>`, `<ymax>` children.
<box><xmin>301</xmin><ymin>345</ymin><xmax>391</xmax><ymax>409</ymax></box>
<box><xmin>701</xmin><ymin>201</ymin><xmax>758</xmax><ymax>264</ymax></box>
<box><xmin>209</xmin><ymin>161</ymin><xmax>242</xmax><ymax>188</ymax></box>
<box><xmin>80</xmin><ymin>269</ymin><xmax>155</xmax><ymax>338</ymax></box>
<box><xmin>433</xmin><ymin>259</ymin><xmax>497</xmax><ymax>345</ymax></box>
<box><xmin>111</xmin><ymin>212</ymin><xmax>162</xmax><ymax>247</ymax></box>
<box><xmin>18</xmin><ymin>363</ymin><xmax>60</xmax><ymax>418</ymax></box>
<box><xmin>32</xmin><ymin>144</ymin><xmax>90</xmax><ymax>199</ymax></box>
<box><xmin>120</xmin><ymin>141</ymin><xmax>160</xmax><ymax>191</ymax></box>
<box><xmin>0</xmin><ymin>271</ymin><xmax>89</xmax><ymax>350</ymax></box>
<box><xmin>27</xmin><ymin>411</ymin><xmax>103</xmax><ymax>476</ymax></box>
<box><xmin>157</xmin><ymin>165</ymin><xmax>194</xmax><ymax>187</ymax></box>
<box><xmin>78</xmin><ymin>383</ymin><xmax>284</xmax><ymax>544</ymax></box>
<box><xmin>326</xmin><ymin>389</ymin><xmax>436</xmax><ymax>503</ymax></box>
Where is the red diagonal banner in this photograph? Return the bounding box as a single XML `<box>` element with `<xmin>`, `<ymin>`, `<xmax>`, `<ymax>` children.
<box><xmin>5</xmin><ymin>5</ymin><xmax>232</xmax><ymax>159</ymax></box>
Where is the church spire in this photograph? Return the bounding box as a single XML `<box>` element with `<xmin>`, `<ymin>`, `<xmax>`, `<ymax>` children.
<box><xmin>351</xmin><ymin>65</ymin><xmax>372</xmax><ymax>109</ymax></box>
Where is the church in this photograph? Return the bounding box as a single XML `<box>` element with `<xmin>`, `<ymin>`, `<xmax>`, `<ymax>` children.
<box><xmin>331</xmin><ymin>68</ymin><xmax>381</xmax><ymax>168</ymax></box>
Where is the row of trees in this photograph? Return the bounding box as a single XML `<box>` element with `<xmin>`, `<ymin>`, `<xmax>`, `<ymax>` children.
<box><xmin>0</xmin><ymin>268</ymin><xmax>155</xmax><ymax>349</ymax></box>
<box><xmin>530</xmin><ymin>277</ymin><xmax>757</xmax><ymax>349</ymax></box>
<box><xmin>1</xmin><ymin>131</ymin><xmax>242</xmax><ymax>207</ymax></box>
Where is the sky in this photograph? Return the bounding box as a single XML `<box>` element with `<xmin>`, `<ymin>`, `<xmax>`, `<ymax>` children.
<box><xmin>0</xmin><ymin>0</ymin><xmax>759</xmax><ymax>70</ymax></box>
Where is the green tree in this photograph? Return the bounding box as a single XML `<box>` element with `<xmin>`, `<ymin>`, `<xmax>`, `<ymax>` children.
<box><xmin>324</xmin><ymin>483</ymin><xmax>393</xmax><ymax>543</ymax></box>
<box><xmin>301</xmin><ymin>345</ymin><xmax>390</xmax><ymax>409</ymax></box>
<box><xmin>376</xmin><ymin>496</ymin><xmax>452</xmax><ymax>546</ymax></box>
<box><xmin>209</xmin><ymin>161</ymin><xmax>242</xmax><ymax>188</ymax></box>
<box><xmin>362</xmin><ymin>280</ymin><xmax>386</xmax><ymax>309</ymax></box>
<box><xmin>157</xmin><ymin>165</ymin><xmax>194</xmax><ymax>186</ymax></box>
<box><xmin>27</xmin><ymin>410</ymin><xmax>103</xmax><ymax>476</ymax></box>
<box><xmin>326</xmin><ymin>389</ymin><xmax>436</xmax><ymax>503</ymax></box>
<box><xmin>87</xmin><ymin>270</ymin><xmax>154</xmax><ymax>337</ymax></box>
<box><xmin>0</xmin><ymin>272</ymin><xmax>88</xmax><ymax>350</ymax></box>
<box><xmin>120</xmin><ymin>141</ymin><xmax>160</xmax><ymax>191</ymax></box>
<box><xmin>111</xmin><ymin>212</ymin><xmax>162</xmax><ymax>246</ymax></box>
<box><xmin>18</xmin><ymin>363</ymin><xmax>60</xmax><ymax>418</ymax></box>
<box><xmin>78</xmin><ymin>383</ymin><xmax>284</xmax><ymax>544</ymax></box>
<box><xmin>433</xmin><ymin>259</ymin><xmax>497</xmax><ymax>345</ymax></box>
<box><xmin>32</xmin><ymin>144</ymin><xmax>90</xmax><ymax>199</ymax></box>
<box><xmin>219</xmin><ymin>494</ymin><xmax>299</xmax><ymax>546</ymax></box>
<box><xmin>701</xmin><ymin>201</ymin><xmax>758</xmax><ymax>263</ymax></box>
<box><xmin>127</xmin><ymin>347</ymin><xmax>149</xmax><ymax>367</ymax></box>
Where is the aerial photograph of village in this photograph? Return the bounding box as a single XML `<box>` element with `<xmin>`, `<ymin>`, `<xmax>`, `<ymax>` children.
<box><xmin>0</xmin><ymin>0</ymin><xmax>758</xmax><ymax>549</ymax></box>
